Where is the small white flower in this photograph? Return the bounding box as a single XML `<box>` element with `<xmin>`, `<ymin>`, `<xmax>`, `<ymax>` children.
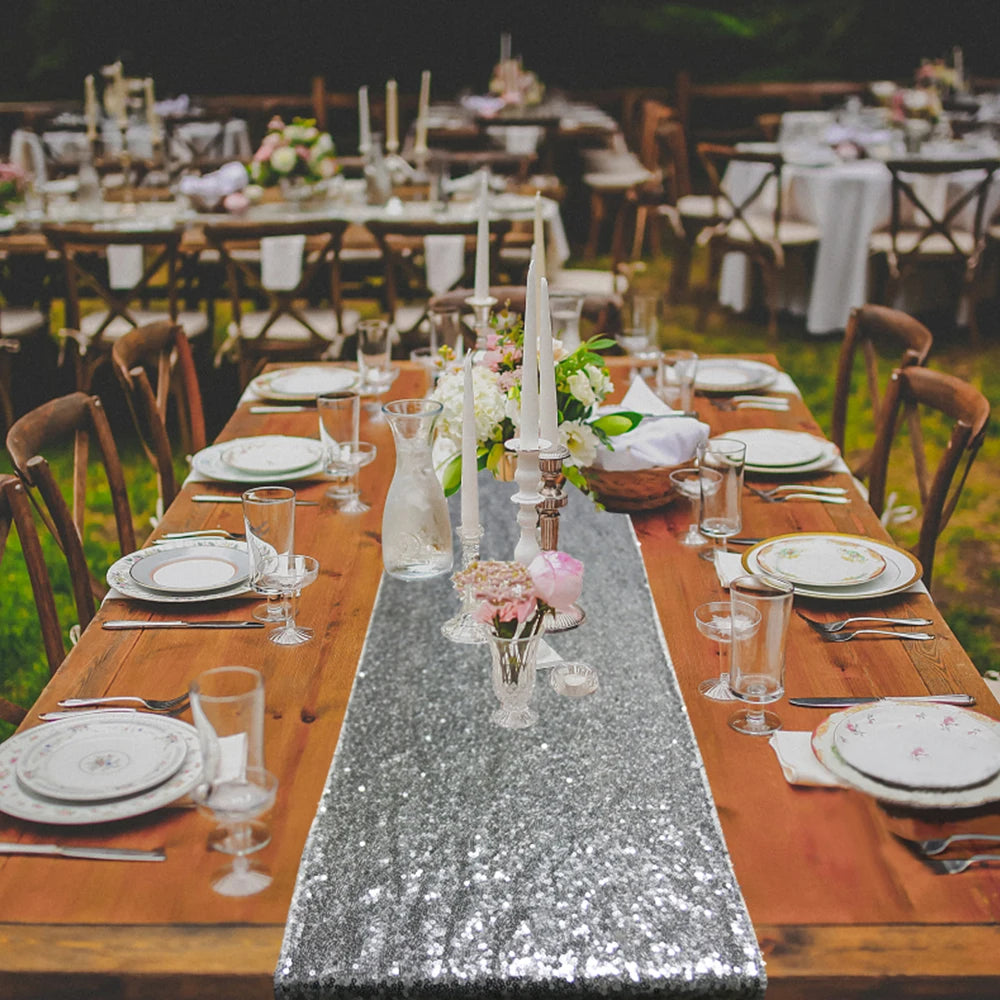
<box><xmin>552</xmin><ymin>338</ymin><xmax>567</xmax><ymax>362</ymax></box>
<box><xmin>559</xmin><ymin>420</ymin><xmax>598</xmax><ymax>467</ymax></box>
<box><xmin>584</xmin><ymin>363</ymin><xmax>611</xmax><ymax>398</ymax></box>
<box><xmin>270</xmin><ymin>145</ymin><xmax>297</xmax><ymax>174</ymax></box>
<box><xmin>566</xmin><ymin>370</ymin><xmax>597</xmax><ymax>407</ymax></box>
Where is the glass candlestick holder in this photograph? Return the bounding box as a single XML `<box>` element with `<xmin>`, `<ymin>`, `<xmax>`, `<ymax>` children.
<box><xmin>441</xmin><ymin>524</ymin><xmax>486</xmax><ymax>644</ymax></box>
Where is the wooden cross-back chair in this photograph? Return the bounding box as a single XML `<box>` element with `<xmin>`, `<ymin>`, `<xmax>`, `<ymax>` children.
<box><xmin>869</xmin><ymin>156</ymin><xmax>1000</xmax><ymax>346</ymax></box>
<box><xmin>695</xmin><ymin>142</ymin><xmax>819</xmax><ymax>338</ymax></box>
<box><xmin>831</xmin><ymin>304</ymin><xmax>934</xmax><ymax>481</ymax></box>
<box><xmin>203</xmin><ymin>217</ymin><xmax>352</xmax><ymax>387</ymax></box>
<box><xmin>111</xmin><ymin>320</ymin><xmax>206</xmax><ymax>513</ymax></box>
<box><xmin>6</xmin><ymin>392</ymin><xmax>136</xmax><ymax>614</ymax></box>
<box><xmin>867</xmin><ymin>366</ymin><xmax>990</xmax><ymax>589</ymax></box>
<box><xmin>0</xmin><ymin>474</ymin><xmax>66</xmax><ymax>727</ymax></box>
<box><xmin>43</xmin><ymin>223</ymin><xmax>209</xmax><ymax>391</ymax></box>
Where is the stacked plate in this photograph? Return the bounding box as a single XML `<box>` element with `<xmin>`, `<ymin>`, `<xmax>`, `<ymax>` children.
<box><xmin>191</xmin><ymin>434</ymin><xmax>326</xmax><ymax>484</ymax></box>
<box><xmin>718</xmin><ymin>428</ymin><xmax>840</xmax><ymax>475</ymax></box>
<box><xmin>693</xmin><ymin>359</ymin><xmax>779</xmax><ymax>394</ymax></box>
<box><xmin>248</xmin><ymin>366</ymin><xmax>357</xmax><ymax>402</ymax></box>
<box><xmin>107</xmin><ymin>538</ymin><xmax>252</xmax><ymax>604</ymax></box>
<box><xmin>812</xmin><ymin>701</ymin><xmax>1000</xmax><ymax>807</ymax></box>
<box><xmin>742</xmin><ymin>532</ymin><xmax>923</xmax><ymax>601</ymax></box>
<box><xmin>0</xmin><ymin>714</ymin><xmax>202</xmax><ymax>824</ymax></box>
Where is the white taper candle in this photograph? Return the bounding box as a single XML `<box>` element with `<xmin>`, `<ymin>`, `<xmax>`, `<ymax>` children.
<box><xmin>520</xmin><ymin>258</ymin><xmax>539</xmax><ymax>450</ymax></box>
<box><xmin>533</xmin><ymin>192</ymin><xmax>546</xmax><ymax>281</ymax></box>
<box><xmin>414</xmin><ymin>70</ymin><xmax>430</xmax><ymax>155</ymax></box>
<box><xmin>358</xmin><ymin>86</ymin><xmax>371</xmax><ymax>154</ymax></box>
<box><xmin>385</xmin><ymin>79</ymin><xmax>398</xmax><ymax>152</ymax></box>
<box><xmin>538</xmin><ymin>275</ymin><xmax>557</xmax><ymax>447</ymax></box>
<box><xmin>84</xmin><ymin>75</ymin><xmax>98</xmax><ymax>143</ymax></box>
<box><xmin>474</xmin><ymin>170</ymin><xmax>489</xmax><ymax>300</ymax></box>
<box><xmin>460</xmin><ymin>353</ymin><xmax>479</xmax><ymax>530</ymax></box>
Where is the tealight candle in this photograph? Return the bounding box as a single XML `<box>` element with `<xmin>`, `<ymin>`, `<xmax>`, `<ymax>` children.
<box><xmin>474</xmin><ymin>170</ymin><xmax>489</xmax><ymax>301</ymax></box>
<box><xmin>460</xmin><ymin>352</ymin><xmax>479</xmax><ymax>530</ymax></box>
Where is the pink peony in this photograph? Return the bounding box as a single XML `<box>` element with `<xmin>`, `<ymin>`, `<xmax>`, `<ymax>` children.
<box><xmin>528</xmin><ymin>551</ymin><xmax>583</xmax><ymax>610</ymax></box>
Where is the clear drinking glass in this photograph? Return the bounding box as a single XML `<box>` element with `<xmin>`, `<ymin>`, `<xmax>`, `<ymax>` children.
<box><xmin>356</xmin><ymin>317</ymin><xmax>391</xmax><ymax>388</ymax></box>
<box><xmin>241</xmin><ymin>486</ymin><xmax>295</xmax><ymax>623</ymax></box>
<box><xmin>317</xmin><ymin>390</ymin><xmax>376</xmax><ymax>511</ymax></box>
<box><xmin>728</xmin><ymin>574</ymin><xmax>795</xmax><ymax>735</ymax></box>
<box><xmin>628</xmin><ymin>292</ymin><xmax>660</xmax><ymax>342</ymax></box>
<box><xmin>256</xmin><ymin>553</ymin><xmax>320</xmax><ymax>645</ymax></box>
<box><xmin>657</xmin><ymin>350</ymin><xmax>699</xmax><ymax>411</ymax></box>
<box><xmin>698</xmin><ymin>438</ymin><xmax>746</xmax><ymax>561</ymax></box>
<box><xmin>548</xmin><ymin>290</ymin><xmax>585</xmax><ymax>352</ymax></box>
<box><xmin>693</xmin><ymin>600</ymin><xmax>762</xmax><ymax>701</ymax></box>
<box><xmin>188</xmin><ymin>666</ymin><xmax>278</xmax><ymax>897</ymax></box>
<box><xmin>429</xmin><ymin>303</ymin><xmax>465</xmax><ymax>356</ymax></box>
<box><xmin>669</xmin><ymin>466</ymin><xmax>721</xmax><ymax>547</ymax></box>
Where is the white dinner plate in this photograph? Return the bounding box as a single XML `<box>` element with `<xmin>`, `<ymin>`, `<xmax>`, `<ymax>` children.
<box><xmin>107</xmin><ymin>539</ymin><xmax>253</xmax><ymax>604</ymax></box>
<box><xmin>752</xmin><ymin>535</ymin><xmax>887</xmax><ymax>587</ymax></box>
<box><xmin>718</xmin><ymin>429</ymin><xmax>826</xmax><ymax>468</ymax></box>
<box><xmin>742</xmin><ymin>533</ymin><xmax>923</xmax><ymax>601</ymax></box>
<box><xmin>221</xmin><ymin>436</ymin><xmax>324</xmax><ymax>476</ymax></box>
<box><xmin>745</xmin><ymin>439</ymin><xmax>841</xmax><ymax>476</ymax></box>
<box><xmin>248</xmin><ymin>366</ymin><xmax>358</xmax><ymax>402</ymax></box>
<box><xmin>128</xmin><ymin>544</ymin><xmax>250</xmax><ymax>595</ymax></box>
<box><xmin>0</xmin><ymin>716</ymin><xmax>201</xmax><ymax>824</ymax></box>
<box><xmin>16</xmin><ymin>715</ymin><xmax>188</xmax><ymax>802</ymax></box>
<box><xmin>832</xmin><ymin>702</ymin><xmax>1000</xmax><ymax>790</ymax></box>
<box><xmin>693</xmin><ymin>359</ymin><xmax>778</xmax><ymax>394</ymax></box>
<box><xmin>811</xmin><ymin>704</ymin><xmax>1000</xmax><ymax>808</ymax></box>
<box><xmin>191</xmin><ymin>436</ymin><xmax>326</xmax><ymax>484</ymax></box>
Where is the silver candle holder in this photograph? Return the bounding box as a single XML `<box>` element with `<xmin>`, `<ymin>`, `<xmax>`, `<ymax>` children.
<box><xmin>464</xmin><ymin>295</ymin><xmax>497</xmax><ymax>352</ymax></box>
<box><xmin>441</xmin><ymin>524</ymin><xmax>486</xmax><ymax>644</ymax></box>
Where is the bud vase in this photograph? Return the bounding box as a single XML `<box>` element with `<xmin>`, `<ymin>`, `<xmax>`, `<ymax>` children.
<box><xmin>487</xmin><ymin>631</ymin><xmax>541</xmax><ymax>729</ymax></box>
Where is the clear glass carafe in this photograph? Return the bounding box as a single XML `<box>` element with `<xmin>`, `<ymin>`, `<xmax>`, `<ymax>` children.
<box><xmin>381</xmin><ymin>399</ymin><xmax>453</xmax><ymax>580</ymax></box>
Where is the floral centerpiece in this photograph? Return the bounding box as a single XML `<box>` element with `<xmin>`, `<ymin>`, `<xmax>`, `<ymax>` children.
<box><xmin>0</xmin><ymin>162</ymin><xmax>25</xmax><ymax>215</ymax></box>
<box><xmin>916</xmin><ymin>59</ymin><xmax>958</xmax><ymax>97</ymax></box>
<box><xmin>430</xmin><ymin>308</ymin><xmax>640</xmax><ymax>500</ymax></box>
<box><xmin>489</xmin><ymin>60</ymin><xmax>545</xmax><ymax>107</ymax></box>
<box><xmin>247</xmin><ymin>116</ymin><xmax>338</xmax><ymax>187</ymax></box>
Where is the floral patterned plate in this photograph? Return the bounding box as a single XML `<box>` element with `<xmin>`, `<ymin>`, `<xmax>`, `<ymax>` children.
<box><xmin>753</xmin><ymin>534</ymin><xmax>886</xmax><ymax>587</ymax></box>
<box><xmin>811</xmin><ymin>703</ymin><xmax>1000</xmax><ymax>807</ymax></box>
<box><xmin>832</xmin><ymin>701</ymin><xmax>1000</xmax><ymax>789</ymax></box>
<box><xmin>16</xmin><ymin>715</ymin><xmax>187</xmax><ymax>802</ymax></box>
<box><xmin>191</xmin><ymin>437</ymin><xmax>325</xmax><ymax>483</ymax></box>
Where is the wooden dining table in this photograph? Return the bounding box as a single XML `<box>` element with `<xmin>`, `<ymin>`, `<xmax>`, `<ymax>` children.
<box><xmin>0</xmin><ymin>357</ymin><xmax>997</xmax><ymax>999</ymax></box>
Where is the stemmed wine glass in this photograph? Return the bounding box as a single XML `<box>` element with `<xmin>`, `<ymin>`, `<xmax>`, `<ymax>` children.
<box><xmin>728</xmin><ymin>574</ymin><xmax>794</xmax><ymax>735</ymax></box>
<box><xmin>356</xmin><ymin>317</ymin><xmax>399</xmax><ymax>417</ymax></box>
<box><xmin>669</xmin><ymin>466</ymin><xmax>721</xmax><ymax>547</ymax></box>
<box><xmin>189</xmin><ymin>666</ymin><xmax>278</xmax><ymax>897</ymax></box>
<box><xmin>257</xmin><ymin>554</ymin><xmax>320</xmax><ymax>646</ymax></box>
<box><xmin>242</xmin><ymin>486</ymin><xmax>295</xmax><ymax>623</ymax></box>
<box><xmin>693</xmin><ymin>600</ymin><xmax>761</xmax><ymax>702</ymax></box>
<box><xmin>698</xmin><ymin>438</ymin><xmax>746</xmax><ymax>563</ymax></box>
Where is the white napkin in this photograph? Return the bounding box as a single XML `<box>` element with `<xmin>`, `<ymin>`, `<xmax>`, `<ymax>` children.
<box><xmin>713</xmin><ymin>550</ymin><xmax>746</xmax><ymax>589</ymax></box>
<box><xmin>588</xmin><ymin>376</ymin><xmax>709</xmax><ymax>471</ymax></box>
<box><xmin>261</xmin><ymin>234</ymin><xmax>306</xmax><ymax>291</ymax></box>
<box><xmin>10</xmin><ymin>129</ymin><xmax>47</xmax><ymax>181</ymax></box>
<box><xmin>107</xmin><ymin>245</ymin><xmax>144</xmax><ymax>289</ymax></box>
<box><xmin>768</xmin><ymin>732</ymin><xmax>843</xmax><ymax>787</ymax></box>
<box><xmin>424</xmin><ymin>235</ymin><xmax>466</xmax><ymax>296</ymax></box>
<box><xmin>178</xmin><ymin>161</ymin><xmax>248</xmax><ymax>205</ymax></box>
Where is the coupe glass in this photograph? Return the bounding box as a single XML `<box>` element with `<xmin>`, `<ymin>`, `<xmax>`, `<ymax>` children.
<box><xmin>728</xmin><ymin>574</ymin><xmax>794</xmax><ymax>735</ymax></box>
<box><xmin>257</xmin><ymin>554</ymin><xmax>320</xmax><ymax>646</ymax></box>
<box><xmin>693</xmin><ymin>600</ymin><xmax>761</xmax><ymax>702</ymax></box>
<box><xmin>241</xmin><ymin>486</ymin><xmax>295</xmax><ymax>623</ymax></box>
<box><xmin>189</xmin><ymin>666</ymin><xmax>278</xmax><ymax>897</ymax></box>
<box><xmin>698</xmin><ymin>438</ymin><xmax>746</xmax><ymax>562</ymax></box>
<box><xmin>669</xmin><ymin>466</ymin><xmax>721</xmax><ymax>547</ymax></box>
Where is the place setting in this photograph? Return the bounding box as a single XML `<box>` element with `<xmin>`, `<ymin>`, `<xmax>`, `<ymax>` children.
<box><xmin>718</xmin><ymin>428</ymin><xmax>842</xmax><ymax>477</ymax></box>
<box><xmin>190</xmin><ymin>434</ymin><xmax>327</xmax><ymax>484</ymax></box>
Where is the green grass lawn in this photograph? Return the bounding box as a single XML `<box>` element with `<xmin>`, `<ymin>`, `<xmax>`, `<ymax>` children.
<box><xmin>2</xmin><ymin>251</ymin><xmax>998</xmax><ymax>741</ymax></box>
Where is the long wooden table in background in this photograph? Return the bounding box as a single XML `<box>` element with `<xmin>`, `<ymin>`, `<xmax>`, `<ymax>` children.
<box><xmin>0</xmin><ymin>358</ymin><xmax>997</xmax><ymax>999</ymax></box>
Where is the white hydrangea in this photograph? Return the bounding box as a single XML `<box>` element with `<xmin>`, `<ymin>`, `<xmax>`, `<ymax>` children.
<box><xmin>431</xmin><ymin>366</ymin><xmax>507</xmax><ymax>450</ymax></box>
<box><xmin>566</xmin><ymin>370</ymin><xmax>597</xmax><ymax>408</ymax></box>
<box><xmin>269</xmin><ymin>145</ymin><xmax>297</xmax><ymax>174</ymax></box>
<box><xmin>559</xmin><ymin>420</ymin><xmax>598</xmax><ymax>467</ymax></box>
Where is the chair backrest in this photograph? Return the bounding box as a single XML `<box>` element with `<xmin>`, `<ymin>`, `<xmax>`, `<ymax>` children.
<box><xmin>654</xmin><ymin>118</ymin><xmax>693</xmax><ymax>202</ymax></box>
<box><xmin>203</xmin><ymin>217</ymin><xmax>349</xmax><ymax>380</ymax></box>
<box><xmin>0</xmin><ymin>474</ymin><xmax>66</xmax><ymax>724</ymax></box>
<box><xmin>365</xmin><ymin>218</ymin><xmax>512</xmax><ymax>327</ymax></box>
<box><xmin>111</xmin><ymin>320</ymin><xmax>206</xmax><ymax>510</ymax></box>
<box><xmin>883</xmin><ymin>157</ymin><xmax>1000</xmax><ymax>276</ymax></box>
<box><xmin>831</xmin><ymin>304</ymin><xmax>934</xmax><ymax>479</ymax></box>
<box><xmin>43</xmin><ymin>223</ymin><xmax>185</xmax><ymax>337</ymax></box>
<box><xmin>696</xmin><ymin>142</ymin><xmax>785</xmax><ymax>248</ymax></box>
<box><xmin>6</xmin><ymin>392</ymin><xmax>136</xmax><ymax>615</ymax></box>
<box><xmin>867</xmin><ymin>366</ymin><xmax>990</xmax><ymax>588</ymax></box>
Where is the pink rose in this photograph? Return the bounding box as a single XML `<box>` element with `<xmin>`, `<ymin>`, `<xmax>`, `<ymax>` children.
<box><xmin>528</xmin><ymin>551</ymin><xmax>583</xmax><ymax>610</ymax></box>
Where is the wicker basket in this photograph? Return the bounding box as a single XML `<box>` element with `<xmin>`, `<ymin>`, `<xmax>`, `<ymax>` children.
<box><xmin>580</xmin><ymin>464</ymin><xmax>684</xmax><ymax>512</ymax></box>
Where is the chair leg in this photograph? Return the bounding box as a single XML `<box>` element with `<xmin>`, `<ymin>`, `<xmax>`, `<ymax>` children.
<box><xmin>631</xmin><ymin>205</ymin><xmax>649</xmax><ymax>261</ymax></box>
<box><xmin>760</xmin><ymin>261</ymin><xmax>781</xmax><ymax>340</ymax></box>
<box><xmin>585</xmin><ymin>191</ymin><xmax>606</xmax><ymax>260</ymax></box>
<box><xmin>668</xmin><ymin>240</ymin><xmax>694</xmax><ymax>304</ymax></box>
<box><xmin>696</xmin><ymin>246</ymin><xmax>722</xmax><ymax>332</ymax></box>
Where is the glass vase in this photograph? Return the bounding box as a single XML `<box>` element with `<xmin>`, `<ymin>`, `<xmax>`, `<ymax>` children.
<box><xmin>487</xmin><ymin>631</ymin><xmax>541</xmax><ymax>730</ymax></box>
<box><xmin>381</xmin><ymin>399</ymin><xmax>453</xmax><ymax>580</ymax></box>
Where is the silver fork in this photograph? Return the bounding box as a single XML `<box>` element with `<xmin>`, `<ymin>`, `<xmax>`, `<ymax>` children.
<box><xmin>823</xmin><ymin>629</ymin><xmax>935</xmax><ymax>642</ymax></box>
<box><xmin>156</xmin><ymin>529</ymin><xmax>245</xmax><ymax>541</ymax></box>
<box><xmin>798</xmin><ymin>612</ymin><xmax>934</xmax><ymax>633</ymax></box>
<box><xmin>919</xmin><ymin>834</ymin><xmax>1000</xmax><ymax>856</ymax></box>
<box><xmin>752</xmin><ymin>484</ymin><xmax>848</xmax><ymax>498</ymax></box>
<box><xmin>58</xmin><ymin>692</ymin><xmax>190</xmax><ymax>712</ymax></box>
<box><xmin>925</xmin><ymin>854</ymin><xmax>1000</xmax><ymax>874</ymax></box>
<box><xmin>747</xmin><ymin>485</ymin><xmax>850</xmax><ymax>504</ymax></box>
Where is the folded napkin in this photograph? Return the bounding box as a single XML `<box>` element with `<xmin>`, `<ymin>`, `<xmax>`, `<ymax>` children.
<box><xmin>768</xmin><ymin>731</ymin><xmax>842</xmax><ymax>788</ymax></box>
<box><xmin>107</xmin><ymin>245</ymin><xmax>144</xmax><ymax>290</ymax></box>
<box><xmin>178</xmin><ymin>161</ymin><xmax>248</xmax><ymax>207</ymax></box>
<box><xmin>460</xmin><ymin>95</ymin><xmax>508</xmax><ymax>118</ymax></box>
<box><xmin>588</xmin><ymin>377</ymin><xmax>709</xmax><ymax>472</ymax></box>
<box><xmin>261</xmin><ymin>234</ymin><xmax>306</xmax><ymax>291</ymax></box>
<box><xmin>712</xmin><ymin>551</ymin><xmax>746</xmax><ymax>589</ymax></box>
<box><xmin>155</xmin><ymin>94</ymin><xmax>191</xmax><ymax>117</ymax></box>
<box><xmin>424</xmin><ymin>235</ymin><xmax>466</xmax><ymax>295</ymax></box>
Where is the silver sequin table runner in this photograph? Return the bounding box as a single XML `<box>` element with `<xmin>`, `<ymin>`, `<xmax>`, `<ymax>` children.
<box><xmin>275</xmin><ymin>476</ymin><xmax>765</xmax><ymax>998</ymax></box>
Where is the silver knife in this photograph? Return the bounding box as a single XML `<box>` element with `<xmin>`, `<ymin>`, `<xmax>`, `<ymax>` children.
<box><xmin>250</xmin><ymin>405</ymin><xmax>309</xmax><ymax>414</ymax></box>
<box><xmin>192</xmin><ymin>495</ymin><xmax>319</xmax><ymax>506</ymax></box>
<box><xmin>102</xmin><ymin>620</ymin><xmax>265</xmax><ymax>630</ymax></box>
<box><xmin>790</xmin><ymin>694</ymin><xmax>976</xmax><ymax>708</ymax></box>
<box><xmin>0</xmin><ymin>842</ymin><xmax>166</xmax><ymax>862</ymax></box>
